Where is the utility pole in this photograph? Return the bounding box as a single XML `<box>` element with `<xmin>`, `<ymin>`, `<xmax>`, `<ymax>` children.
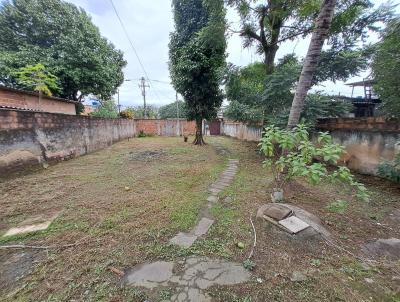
<box><xmin>117</xmin><ymin>89</ymin><xmax>121</xmax><ymax>114</ymax></box>
<box><xmin>176</xmin><ymin>92</ymin><xmax>180</xmax><ymax>136</ymax></box>
<box><xmin>138</xmin><ymin>77</ymin><xmax>150</xmax><ymax>118</ymax></box>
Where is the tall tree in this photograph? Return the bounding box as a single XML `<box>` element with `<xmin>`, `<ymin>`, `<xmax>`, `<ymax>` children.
<box><xmin>372</xmin><ymin>18</ymin><xmax>400</xmax><ymax>118</ymax></box>
<box><xmin>169</xmin><ymin>0</ymin><xmax>226</xmax><ymax>145</ymax></box>
<box><xmin>0</xmin><ymin>0</ymin><xmax>126</xmax><ymax>102</ymax></box>
<box><xmin>227</xmin><ymin>0</ymin><xmax>392</xmax><ymax>74</ymax></box>
<box><xmin>287</xmin><ymin>0</ymin><xmax>337</xmax><ymax>128</ymax></box>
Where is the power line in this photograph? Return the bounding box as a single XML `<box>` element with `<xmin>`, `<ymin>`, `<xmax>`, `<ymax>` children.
<box><xmin>108</xmin><ymin>0</ymin><xmax>163</xmax><ymax>102</ymax></box>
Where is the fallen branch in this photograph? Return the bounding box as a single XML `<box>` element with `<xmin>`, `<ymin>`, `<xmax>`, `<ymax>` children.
<box><xmin>0</xmin><ymin>238</ymin><xmax>90</xmax><ymax>250</ymax></box>
<box><xmin>248</xmin><ymin>216</ymin><xmax>257</xmax><ymax>259</ymax></box>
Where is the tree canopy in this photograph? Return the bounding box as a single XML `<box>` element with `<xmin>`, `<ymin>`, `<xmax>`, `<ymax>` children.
<box><xmin>0</xmin><ymin>0</ymin><xmax>127</xmax><ymax>101</ymax></box>
<box><xmin>227</xmin><ymin>0</ymin><xmax>393</xmax><ymax>74</ymax></box>
<box><xmin>169</xmin><ymin>0</ymin><xmax>227</xmax><ymax>144</ymax></box>
<box><xmin>159</xmin><ymin>101</ymin><xmax>188</xmax><ymax>119</ymax></box>
<box><xmin>373</xmin><ymin>18</ymin><xmax>400</xmax><ymax>117</ymax></box>
<box><xmin>13</xmin><ymin>63</ymin><xmax>59</xmax><ymax>96</ymax></box>
<box><xmin>224</xmin><ymin>54</ymin><xmax>353</xmax><ymax>126</ymax></box>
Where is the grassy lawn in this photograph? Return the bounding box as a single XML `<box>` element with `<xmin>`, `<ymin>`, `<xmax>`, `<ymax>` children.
<box><xmin>0</xmin><ymin>136</ymin><xmax>399</xmax><ymax>301</ymax></box>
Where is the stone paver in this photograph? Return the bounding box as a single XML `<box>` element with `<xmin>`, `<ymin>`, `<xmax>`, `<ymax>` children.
<box><xmin>170</xmin><ymin>233</ymin><xmax>198</xmax><ymax>248</ymax></box>
<box><xmin>124</xmin><ymin>257</ymin><xmax>251</xmax><ymax>301</ymax></box>
<box><xmin>362</xmin><ymin>238</ymin><xmax>400</xmax><ymax>260</ymax></box>
<box><xmin>207</xmin><ymin>195</ymin><xmax>218</xmax><ymax>203</ymax></box>
<box><xmin>208</xmin><ymin>187</ymin><xmax>222</xmax><ymax>194</ymax></box>
<box><xmin>124</xmin><ymin>261</ymin><xmax>174</xmax><ymax>289</ymax></box>
<box><xmin>193</xmin><ymin>218</ymin><xmax>214</xmax><ymax>236</ymax></box>
<box><xmin>154</xmin><ymin>157</ymin><xmax>244</xmax><ymax>300</ymax></box>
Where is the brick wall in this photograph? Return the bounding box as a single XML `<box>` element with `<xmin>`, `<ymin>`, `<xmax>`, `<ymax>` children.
<box><xmin>0</xmin><ymin>110</ymin><xmax>197</xmax><ymax>175</ymax></box>
<box><xmin>0</xmin><ymin>87</ymin><xmax>76</xmax><ymax>115</ymax></box>
<box><xmin>317</xmin><ymin>117</ymin><xmax>400</xmax><ymax>132</ymax></box>
<box><xmin>134</xmin><ymin>119</ymin><xmax>196</xmax><ymax>136</ymax></box>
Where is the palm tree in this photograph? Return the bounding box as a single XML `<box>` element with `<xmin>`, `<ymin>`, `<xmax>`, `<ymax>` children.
<box><xmin>287</xmin><ymin>0</ymin><xmax>337</xmax><ymax>128</ymax></box>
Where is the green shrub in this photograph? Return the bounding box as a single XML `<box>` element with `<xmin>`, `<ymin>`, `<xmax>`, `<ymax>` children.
<box><xmin>259</xmin><ymin>124</ymin><xmax>369</xmax><ymax>201</ymax></box>
<box><xmin>119</xmin><ymin>109</ymin><xmax>134</xmax><ymax>119</ymax></box>
<box><xmin>377</xmin><ymin>154</ymin><xmax>400</xmax><ymax>183</ymax></box>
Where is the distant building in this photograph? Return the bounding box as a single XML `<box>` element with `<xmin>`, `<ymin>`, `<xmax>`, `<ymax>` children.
<box><xmin>339</xmin><ymin>79</ymin><xmax>381</xmax><ymax>117</ymax></box>
<box><xmin>0</xmin><ymin>86</ymin><xmax>77</xmax><ymax>115</ymax></box>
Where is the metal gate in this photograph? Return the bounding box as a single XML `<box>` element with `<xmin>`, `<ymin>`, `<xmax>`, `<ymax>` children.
<box><xmin>209</xmin><ymin>121</ymin><xmax>221</xmax><ymax>135</ymax></box>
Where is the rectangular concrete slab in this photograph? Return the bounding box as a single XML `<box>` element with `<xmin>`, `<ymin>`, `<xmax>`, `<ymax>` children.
<box><xmin>3</xmin><ymin>212</ymin><xmax>59</xmax><ymax>237</ymax></box>
<box><xmin>170</xmin><ymin>232</ymin><xmax>198</xmax><ymax>248</ymax></box>
<box><xmin>193</xmin><ymin>218</ymin><xmax>214</xmax><ymax>236</ymax></box>
<box><xmin>207</xmin><ymin>195</ymin><xmax>218</xmax><ymax>203</ymax></box>
<box><xmin>279</xmin><ymin>216</ymin><xmax>310</xmax><ymax>234</ymax></box>
<box><xmin>4</xmin><ymin>221</ymin><xmax>52</xmax><ymax>237</ymax></box>
<box><xmin>208</xmin><ymin>187</ymin><xmax>222</xmax><ymax>194</ymax></box>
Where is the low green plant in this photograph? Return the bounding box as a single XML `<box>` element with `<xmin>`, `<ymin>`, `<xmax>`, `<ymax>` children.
<box><xmin>137</xmin><ymin>130</ymin><xmax>154</xmax><ymax>138</ymax></box>
<box><xmin>377</xmin><ymin>154</ymin><xmax>400</xmax><ymax>183</ymax></box>
<box><xmin>327</xmin><ymin>200</ymin><xmax>348</xmax><ymax>214</ymax></box>
<box><xmin>259</xmin><ymin>124</ymin><xmax>369</xmax><ymax>201</ymax></box>
<box><xmin>159</xmin><ymin>288</ymin><xmax>173</xmax><ymax>300</ymax></box>
<box><xmin>310</xmin><ymin>259</ymin><xmax>321</xmax><ymax>267</ymax></box>
<box><xmin>243</xmin><ymin>259</ymin><xmax>256</xmax><ymax>271</ymax></box>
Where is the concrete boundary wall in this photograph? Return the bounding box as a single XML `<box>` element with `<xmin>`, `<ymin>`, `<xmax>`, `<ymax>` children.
<box><xmin>221</xmin><ymin>118</ymin><xmax>400</xmax><ymax>175</ymax></box>
<box><xmin>0</xmin><ymin>110</ymin><xmax>196</xmax><ymax>175</ymax></box>
<box><xmin>316</xmin><ymin>118</ymin><xmax>400</xmax><ymax>175</ymax></box>
<box><xmin>222</xmin><ymin>121</ymin><xmax>262</xmax><ymax>141</ymax></box>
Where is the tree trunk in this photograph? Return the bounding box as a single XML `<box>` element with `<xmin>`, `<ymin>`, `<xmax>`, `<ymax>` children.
<box><xmin>287</xmin><ymin>0</ymin><xmax>337</xmax><ymax>128</ymax></box>
<box><xmin>264</xmin><ymin>45</ymin><xmax>279</xmax><ymax>75</ymax></box>
<box><xmin>193</xmin><ymin>118</ymin><xmax>205</xmax><ymax>145</ymax></box>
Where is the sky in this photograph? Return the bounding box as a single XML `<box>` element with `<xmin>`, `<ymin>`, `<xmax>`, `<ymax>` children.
<box><xmin>65</xmin><ymin>0</ymin><xmax>398</xmax><ymax>109</ymax></box>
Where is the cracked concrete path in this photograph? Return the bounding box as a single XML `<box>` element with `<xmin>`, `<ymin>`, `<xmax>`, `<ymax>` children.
<box><xmin>124</xmin><ymin>257</ymin><xmax>251</xmax><ymax>302</ymax></box>
<box><xmin>124</xmin><ymin>156</ymin><xmax>248</xmax><ymax>301</ymax></box>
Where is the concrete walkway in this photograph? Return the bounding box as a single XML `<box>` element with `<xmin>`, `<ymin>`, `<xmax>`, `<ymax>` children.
<box><xmin>124</xmin><ymin>158</ymin><xmax>250</xmax><ymax>301</ymax></box>
<box><xmin>169</xmin><ymin>159</ymin><xmax>239</xmax><ymax>248</ymax></box>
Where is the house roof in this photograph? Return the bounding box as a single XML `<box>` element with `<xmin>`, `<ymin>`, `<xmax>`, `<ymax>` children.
<box><xmin>0</xmin><ymin>85</ymin><xmax>78</xmax><ymax>104</ymax></box>
<box><xmin>345</xmin><ymin>79</ymin><xmax>376</xmax><ymax>87</ymax></box>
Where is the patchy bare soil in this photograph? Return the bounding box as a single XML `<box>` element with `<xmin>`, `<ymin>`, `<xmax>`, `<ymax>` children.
<box><xmin>0</xmin><ymin>136</ymin><xmax>399</xmax><ymax>302</ymax></box>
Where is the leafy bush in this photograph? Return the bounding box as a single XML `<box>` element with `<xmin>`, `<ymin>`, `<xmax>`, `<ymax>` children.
<box><xmin>259</xmin><ymin>124</ymin><xmax>369</xmax><ymax>201</ymax></box>
<box><xmin>119</xmin><ymin>109</ymin><xmax>134</xmax><ymax>119</ymax></box>
<box><xmin>90</xmin><ymin>100</ymin><xmax>118</xmax><ymax>119</ymax></box>
<box><xmin>377</xmin><ymin>154</ymin><xmax>400</xmax><ymax>183</ymax></box>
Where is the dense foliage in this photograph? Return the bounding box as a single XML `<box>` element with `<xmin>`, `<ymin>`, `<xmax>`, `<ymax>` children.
<box><xmin>372</xmin><ymin>19</ymin><xmax>400</xmax><ymax>117</ymax></box>
<box><xmin>227</xmin><ymin>0</ymin><xmax>393</xmax><ymax>74</ymax></box>
<box><xmin>0</xmin><ymin>0</ymin><xmax>126</xmax><ymax>101</ymax></box>
<box><xmin>90</xmin><ymin>100</ymin><xmax>119</xmax><ymax>119</ymax></box>
<box><xmin>224</xmin><ymin>56</ymin><xmax>353</xmax><ymax>126</ymax></box>
<box><xmin>169</xmin><ymin>0</ymin><xmax>226</xmax><ymax>144</ymax></box>
<box><xmin>159</xmin><ymin>101</ymin><xmax>188</xmax><ymax>119</ymax></box>
<box><xmin>133</xmin><ymin>106</ymin><xmax>159</xmax><ymax>119</ymax></box>
<box><xmin>13</xmin><ymin>63</ymin><xmax>59</xmax><ymax>96</ymax></box>
<box><xmin>260</xmin><ymin>124</ymin><xmax>369</xmax><ymax>201</ymax></box>
<box><xmin>378</xmin><ymin>154</ymin><xmax>400</xmax><ymax>183</ymax></box>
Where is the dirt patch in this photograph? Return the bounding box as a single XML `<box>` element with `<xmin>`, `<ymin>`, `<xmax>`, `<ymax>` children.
<box><xmin>0</xmin><ymin>250</ymin><xmax>45</xmax><ymax>292</ymax></box>
<box><xmin>128</xmin><ymin>150</ymin><xmax>167</xmax><ymax>161</ymax></box>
